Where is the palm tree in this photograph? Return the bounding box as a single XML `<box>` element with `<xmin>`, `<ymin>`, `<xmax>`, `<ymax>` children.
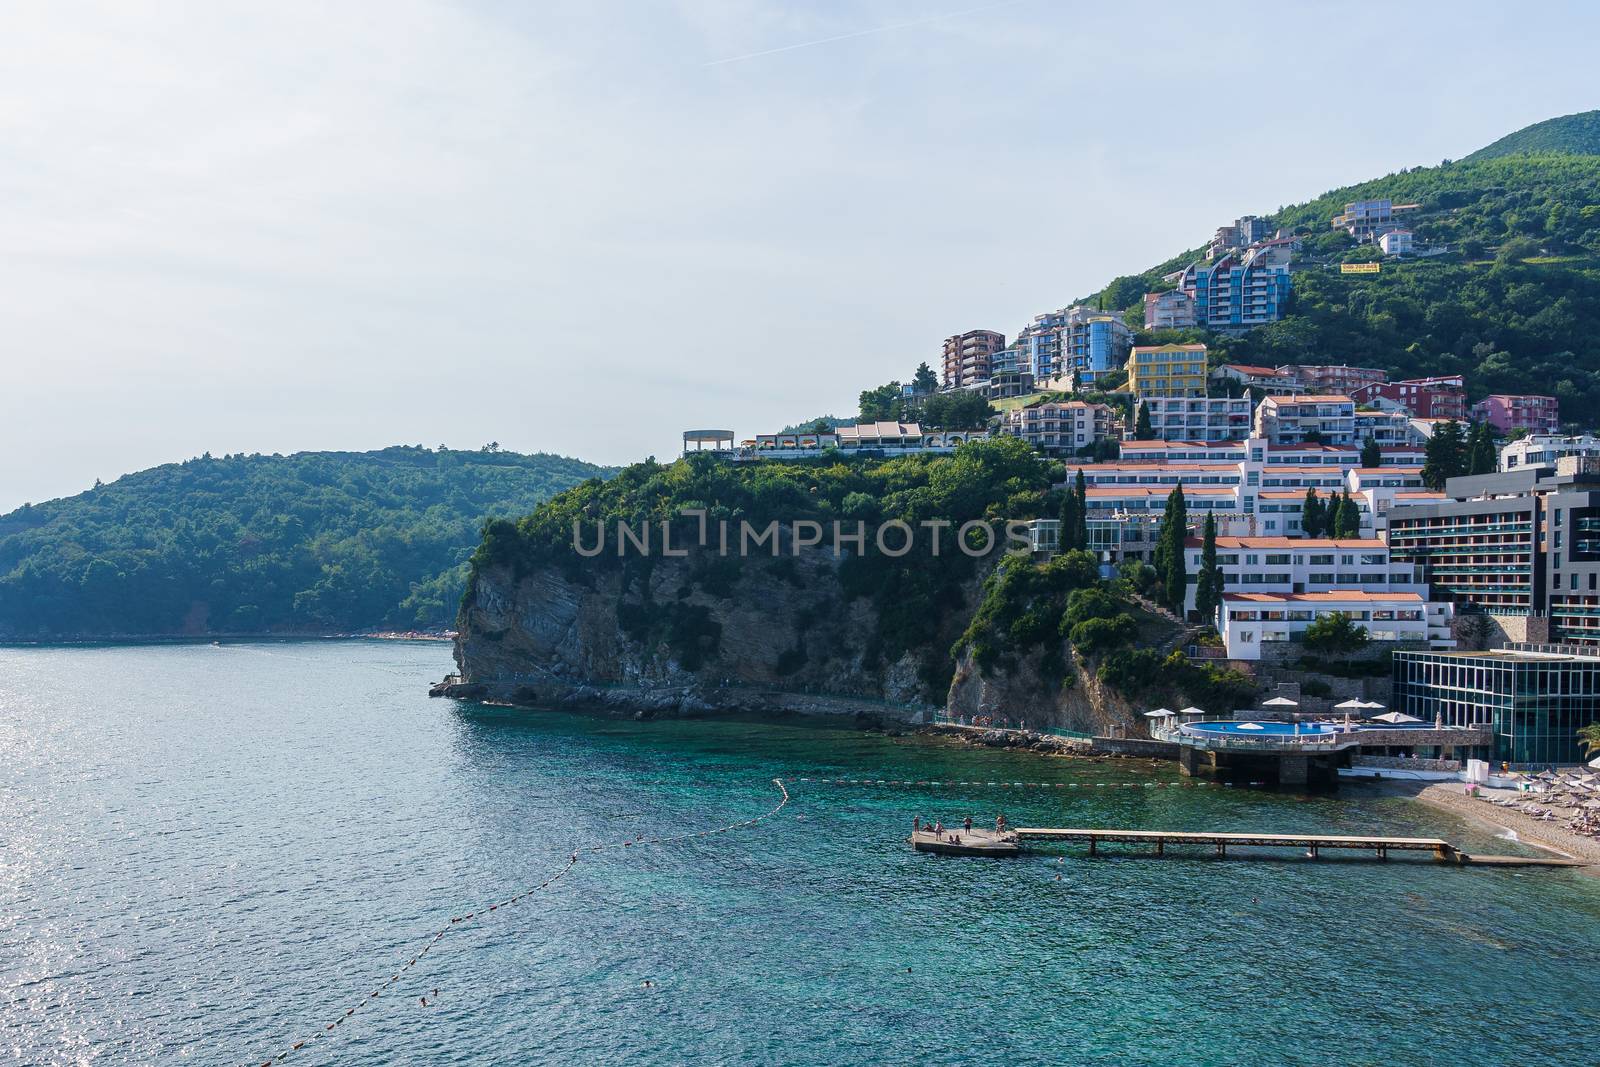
<box><xmin>1579</xmin><ymin>722</ymin><xmax>1600</xmax><ymax>757</ymax></box>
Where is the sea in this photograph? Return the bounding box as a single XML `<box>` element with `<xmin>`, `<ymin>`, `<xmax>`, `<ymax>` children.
<box><xmin>3</xmin><ymin>640</ymin><xmax>1598</xmax><ymax>1066</ymax></box>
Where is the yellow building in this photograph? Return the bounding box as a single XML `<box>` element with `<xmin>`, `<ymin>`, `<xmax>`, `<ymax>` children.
<box><xmin>1127</xmin><ymin>343</ymin><xmax>1207</xmax><ymax>399</ymax></box>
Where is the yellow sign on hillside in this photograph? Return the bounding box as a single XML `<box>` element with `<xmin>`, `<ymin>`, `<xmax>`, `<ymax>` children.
<box><xmin>1341</xmin><ymin>262</ymin><xmax>1381</xmax><ymax>274</ymax></box>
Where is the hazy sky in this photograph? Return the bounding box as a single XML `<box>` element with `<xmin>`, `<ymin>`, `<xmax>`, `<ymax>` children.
<box><xmin>3</xmin><ymin>1</ymin><xmax>1597</xmax><ymax>511</ymax></box>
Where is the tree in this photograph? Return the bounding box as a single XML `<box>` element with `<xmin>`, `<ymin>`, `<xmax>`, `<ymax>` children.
<box><xmin>912</xmin><ymin>362</ymin><xmax>940</xmax><ymax>395</ymax></box>
<box><xmin>919</xmin><ymin>390</ymin><xmax>991</xmax><ymax>429</ymax></box>
<box><xmin>1579</xmin><ymin>722</ymin><xmax>1600</xmax><ymax>757</ymax></box>
<box><xmin>1336</xmin><ymin>491</ymin><xmax>1361</xmax><ymax>537</ymax></box>
<box><xmin>858</xmin><ymin>383</ymin><xmax>904</xmax><ymax>423</ymax></box>
<box><xmin>1468</xmin><ymin>421</ymin><xmax>1497</xmax><ymax>475</ymax></box>
<box><xmin>1072</xmin><ymin>469</ymin><xmax>1089</xmax><ymax>551</ymax></box>
<box><xmin>1134</xmin><ymin>402</ymin><xmax>1153</xmax><ymax>439</ymax></box>
<box><xmin>1301</xmin><ymin>488</ymin><xmax>1324</xmax><ymax>538</ymax></box>
<box><xmin>1153</xmin><ymin>486</ymin><xmax>1189</xmax><ymax>614</ymax></box>
<box><xmin>1302</xmin><ymin>611</ymin><xmax>1370</xmax><ymax>654</ymax></box>
<box><xmin>1422</xmin><ymin>420</ymin><xmax>1467</xmax><ymax>490</ymax></box>
<box><xmin>1194</xmin><ymin>512</ymin><xmax>1223</xmax><ymax>622</ymax></box>
<box><xmin>1057</xmin><ymin>482</ymin><xmax>1080</xmax><ymax>554</ymax></box>
<box><xmin>1360</xmin><ymin>436</ymin><xmax>1382</xmax><ymax>468</ymax></box>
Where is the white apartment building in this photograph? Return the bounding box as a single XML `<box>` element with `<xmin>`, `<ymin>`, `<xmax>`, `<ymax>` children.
<box><xmin>1355</xmin><ymin>408</ymin><xmax>1424</xmax><ymax>449</ymax></box>
<box><xmin>1182</xmin><ymin>536</ymin><xmax>1427</xmax><ymax>614</ymax></box>
<box><xmin>1136</xmin><ymin>396</ymin><xmax>1255</xmax><ymax>443</ymax></box>
<box><xmin>1218</xmin><ymin>591</ymin><xmax>1452</xmax><ymax>660</ymax></box>
<box><xmin>998</xmin><ymin>399</ymin><xmax>1118</xmax><ymax>457</ymax></box>
<box><xmin>1500</xmin><ymin>433</ymin><xmax>1600</xmax><ymax>472</ymax></box>
<box><xmin>1255</xmin><ymin>395</ymin><xmax>1357</xmax><ymax>446</ymax></box>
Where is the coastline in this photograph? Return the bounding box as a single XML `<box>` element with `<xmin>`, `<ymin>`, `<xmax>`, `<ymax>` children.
<box><xmin>1365</xmin><ymin>779</ymin><xmax>1600</xmax><ymax>874</ymax></box>
<box><xmin>0</xmin><ymin>630</ymin><xmax>454</xmax><ymax>647</ymax></box>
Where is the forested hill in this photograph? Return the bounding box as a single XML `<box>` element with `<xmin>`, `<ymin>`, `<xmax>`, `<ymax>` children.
<box><xmin>1464</xmin><ymin>109</ymin><xmax>1600</xmax><ymax>162</ymax></box>
<box><xmin>0</xmin><ymin>446</ymin><xmax>612</xmax><ymax>639</ymax></box>
<box><xmin>1090</xmin><ymin>113</ymin><xmax>1600</xmax><ymax>419</ymax></box>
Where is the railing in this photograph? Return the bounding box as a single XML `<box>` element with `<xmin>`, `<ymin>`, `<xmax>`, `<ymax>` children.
<box><xmin>1176</xmin><ymin>723</ymin><xmax>1358</xmax><ymax>752</ymax></box>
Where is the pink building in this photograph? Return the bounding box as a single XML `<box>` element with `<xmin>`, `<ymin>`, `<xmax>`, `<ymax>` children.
<box><xmin>1471</xmin><ymin>394</ymin><xmax>1560</xmax><ymax>435</ymax></box>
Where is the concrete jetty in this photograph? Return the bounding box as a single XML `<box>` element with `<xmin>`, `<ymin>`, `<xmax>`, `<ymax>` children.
<box><xmin>910</xmin><ymin>824</ymin><xmax>1586</xmax><ymax>868</ymax></box>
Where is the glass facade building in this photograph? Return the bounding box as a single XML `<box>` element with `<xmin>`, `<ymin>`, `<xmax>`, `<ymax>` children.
<box><xmin>1393</xmin><ymin>649</ymin><xmax>1600</xmax><ymax>765</ymax></box>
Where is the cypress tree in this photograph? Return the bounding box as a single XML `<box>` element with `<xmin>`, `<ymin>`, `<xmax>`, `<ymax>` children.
<box><xmin>1135</xmin><ymin>402</ymin><xmax>1154</xmax><ymax>440</ymax></box>
<box><xmin>1422</xmin><ymin>420</ymin><xmax>1466</xmax><ymax>490</ymax></box>
<box><xmin>1159</xmin><ymin>486</ymin><xmax>1189</xmax><ymax>614</ymax></box>
<box><xmin>1301</xmin><ymin>487</ymin><xmax>1323</xmax><ymax>538</ymax></box>
<box><xmin>1360</xmin><ymin>435</ymin><xmax>1382</xmax><ymax>468</ymax></box>
<box><xmin>1058</xmin><ymin>480</ymin><xmax>1079</xmax><ymax>554</ymax></box>
<box><xmin>1073</xmin><ymin>469</ymin><xmax>1090</xmax><ymax>550</ymax></box>
<box><xmin>1326</xmin><ymin>492</ymin><xmax>1346</xmax><ymax>540</ymax></box>
<box><xmin>1468</xmin><ymin>422</ymin><xmax>1497</xmax><ymax>475</ymax></box>
<box><xmin>1195</xmin><ymin>512</ymin><xmax>1222</xmax><ymax>622</ymax></box>
<box><xmin>1341</xmin><ymin>491</ymin><xmax>1362</xmax><ymax>537</ymax></box>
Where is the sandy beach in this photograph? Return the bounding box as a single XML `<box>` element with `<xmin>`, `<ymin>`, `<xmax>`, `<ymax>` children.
<box><xmin>1374</xmin><ymin>779</ymin><xmax>1600</xmax><ymax>872</ymax></box>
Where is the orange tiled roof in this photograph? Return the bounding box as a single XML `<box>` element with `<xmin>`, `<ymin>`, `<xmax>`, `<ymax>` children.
<box><xmin>1188</xmin><ymin>536</ymin><xmax>1385</xmax><ymax>549</ymax></box>
<box><xmin>1223</xmin><ymin>591</ymin><xmax>1422</xmax><ymax>603</ymax></box>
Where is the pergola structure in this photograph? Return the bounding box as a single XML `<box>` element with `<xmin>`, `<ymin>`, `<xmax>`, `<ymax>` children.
<box><xmin>682</xmin><ymin>429</ymin><xmax>735</xmax><ymax>453</ymax></box>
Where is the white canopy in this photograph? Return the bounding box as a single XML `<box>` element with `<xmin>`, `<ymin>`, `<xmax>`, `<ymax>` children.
<box><xmin>1177</xmin><ymin>707</ymin><xmax>1207</xmax><ymax>716</ymax></box>
<box><xmin>1333</xmin><ymin>699</ymin><xmax>1367</xmax><ymax>710</ymax></box>
<box><xmin>1261</xmin><ymin>697</ymin><xmax>1298</xmax><ymax>707</ymax></box>
<box><xmin>1144</xmin><ymin>709</ymin><xmax>1175</xmax><ymax>718</ymax></box>
<box><xmin>1237</xmin><ymin>722</ymin><xmax>1267</xmax><ymax>731</ymax></box>
<box><xmin>1370</xmin><ymin>711</ymin><xmax>1423</xmax><ymax>724</ymax></box>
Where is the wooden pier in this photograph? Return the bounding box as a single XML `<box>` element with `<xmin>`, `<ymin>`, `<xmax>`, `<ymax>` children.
<box><xmin>909</xmin><ymin>825</ymin><xmax>1587</xmax><ymax>868</ymax></box>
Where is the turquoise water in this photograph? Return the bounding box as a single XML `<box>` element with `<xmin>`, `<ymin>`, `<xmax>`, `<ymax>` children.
<box><xmin>4</xmin><ymin>641</ymin><xmax>1599</xmax><ymax>1066</ymax></box>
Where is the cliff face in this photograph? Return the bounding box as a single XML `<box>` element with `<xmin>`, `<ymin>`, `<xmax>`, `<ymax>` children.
<box><xmin>946</xmin><ymin>646</ymin><xmax>1143</xmax><ymax>735</ymax></box>
<box><xmin>452</xmin><ymin>548</ymin><xmax>968</xmax><ymax>722</ymax></box>
<box><xmin>451</xmin><ymin>545</ymin><xmax>1164</xmax><ymax>736</ymax></box>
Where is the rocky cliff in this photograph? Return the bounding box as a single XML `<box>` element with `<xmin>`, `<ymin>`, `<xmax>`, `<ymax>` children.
<box><xmin>450</xmin><ymin>546</ymin><xmax>973</xmax><ymax>723</ymax></box>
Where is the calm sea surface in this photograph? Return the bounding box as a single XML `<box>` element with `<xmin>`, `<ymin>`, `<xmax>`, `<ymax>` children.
<box><xmin>4</xmin><ymin>641</ymin><xmax>1599</xmax><ymax>1066</ymax></box>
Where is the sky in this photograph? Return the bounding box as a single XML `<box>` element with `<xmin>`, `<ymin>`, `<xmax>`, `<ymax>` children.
<box><xmin>2</xmin><ymin>0</ymin><xmax>1598</xmax><ymax>511</ymax></box>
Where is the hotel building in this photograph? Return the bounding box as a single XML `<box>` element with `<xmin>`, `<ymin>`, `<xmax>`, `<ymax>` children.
<box><xmin>1352</xmin><ymin>375</ymin><xmax>1467</xmax><ymax>421</ymax></box>
<box><xmin>1221</xmin><ymin>591</ymin><xmax>1448</xmax><ymax>661</ymax></box>
<box><xmin>1393</xmin><ymin>648</ymin><xmax>1600</xmax><ymax>764</ymax></box>
<box><xmin>1136</xmin><ymin>396</ymin><xmax>1254</xmax><ymax>442</ymax></box>
<box><xmin>1255</xmin><ymin>395</ymin><xmax>1358</xmax><ymax>446</ymax></box>
<box><xmin>1181</xmin><ymin>536</ymin><xmax>1428</xmax><ymax>615</ymax></box>
<box><xmin>997</xmin><ymin>399</ymin><xmax>1118</xmax><ymax>457</ymax></box>
<box><xmin>1471</xmin><ymin>394</ymin><xmax>1560</xmax><ymax>436</ymax></box>
<box><xmin>1127</xmin><ymin>343</ymin><xmax>1208</xmax><ymax>398</ymax></box>
<box><xmin>941</xmin><ymin>330</ymin><xmax>1005</xmax><ymax>389</ymax></box>
<box><xmin>1501</xmin><ymin>434</ymin><xmax>1600</xmax><ymax>472</ymax></box>
<box><xmin>1387</xmin><ymin>459</ymin><xmax>1600</xmax><ymax>647</ymax></box>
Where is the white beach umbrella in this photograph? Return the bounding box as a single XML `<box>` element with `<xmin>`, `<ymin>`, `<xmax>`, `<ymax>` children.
<box><xmin>1261</xmin><ymin>697</ymin><xmax>1299</xmax><ymax>707</ymax></box>
<box><xmin>1177</xmin><ymin>707</ymin><xmax>1207</xmax><ymax>716</ymax></box>
<box><xmin>1143</xmin><ymin>709</ymin><xmax>1175</xmax><ymax>718</ymax></box>
<box><xmin>1333</xmin><ymin>699</ymin><xmax>1367</xmax><ymax>711</ymax></box>
<box><xmin>1589</xmin><ymin>755</ymin><xmax>1600</xmax><ymax>770</ymax></box>
<box><xmin>1237</xmin><ymin>722</ymin><xmax>1267</xmax><ymax>731</ymax></box>
<box><xmin>1370</xmin><ymin>711</ymin><xmax>1423</xmax><ymax>724</ymax></box>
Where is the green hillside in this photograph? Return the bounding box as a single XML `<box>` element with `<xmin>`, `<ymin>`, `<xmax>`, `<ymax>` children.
<box><xmin>0</xmin><ymin>446</ymin><xmax>612</xmax><ymax>638</ymax></box>
<box><xmin>1463</xmin><ymin>109</ymin><xmax>1600</xmax><ymax>162</ymax></box>
<box><xmin>1090</xmin><ymin>142</ymin><xmax>1600</xmax><ymax>422</ymax></box>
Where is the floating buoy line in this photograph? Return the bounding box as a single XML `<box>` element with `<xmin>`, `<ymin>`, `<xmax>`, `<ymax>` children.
<box><xmin>251</xmin><ymin>770</ymin><xmax>1264</xmax><ymax>1064</ymax></box>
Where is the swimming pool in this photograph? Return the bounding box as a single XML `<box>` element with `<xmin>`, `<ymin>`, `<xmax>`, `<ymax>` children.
<box><xmin>1186</xmin><ymin>721</ymin><xmax>1339</xmax><ymax>736</ymax></box>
